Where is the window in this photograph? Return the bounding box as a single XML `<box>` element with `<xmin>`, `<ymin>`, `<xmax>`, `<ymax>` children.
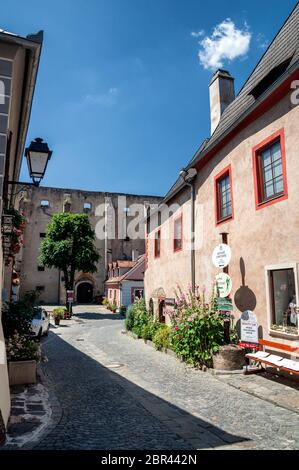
<box><xmin>83</xmin><ymin>202</ymin><xmax>92</xmax><ymax>214</ymax></box>
<box><xmin>253</xmin><ymin>130</ymin><xmax>288</xmax><ymax>209</ymax></box>
<box><xmin>38</xmin><ymin>266</ymin><xmax>45</xmax><ymax>272</ymax></box>
<box><xmin>40</xmin><ymin>233</ymin><xmax>46</xmax><ymax>238</ymax></box>
<box><xmin>40</xmin><ymin>200</ymin><xmax>49</xmax><ymax>208</ymax></box>
<box><xmin>154</xmin><ymin>229</ymin><xmax>161</xmax><ymax>258</ymax></box>
<box><xmin>267</xmin><ymin>265</ymin><xmax>298</xmax><ymax>336</ymax></box>
<box><xmin>131</xmin><ymin>288</ymin><xmax>144</xmax><ymax>303</ymax></box>
<box><xmin>215</xmin><ymin>165</ymin><xmax>233</xmax><ymax>224</ymax></box>
<box><xmin>173</xmin><ymin>215</ymin><xmax>183</xmax><ymax>252</ymax></box>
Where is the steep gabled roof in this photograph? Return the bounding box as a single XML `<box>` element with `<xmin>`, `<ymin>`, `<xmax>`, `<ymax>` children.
<box><xmin>163</xmin><ymin>2</ymin><xmax>299</xmax><ymax>204</ymax></box>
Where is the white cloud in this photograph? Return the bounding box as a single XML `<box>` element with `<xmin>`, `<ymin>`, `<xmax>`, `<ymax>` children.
<box><xmin>83</xmin><ymin>87</ymin><xmax>120</xmax><ymax>106</ymax></box>
<box><xmin>196</xmin><ymin>19</ymin><xmax>251</xmax><ymax>71</ymax></box>
<box><xmin>191</xmin><ymin>30</ymin><xmax>204</xmax><ymax>38</ymax></box>
<box><xmin>257</xmin><ymin>33</ymin><xmax>269</xmax><ymax>50</ymax></box>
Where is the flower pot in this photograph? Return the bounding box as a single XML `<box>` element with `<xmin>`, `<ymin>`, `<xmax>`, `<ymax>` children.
<box><xmin>8</xmin><ymin>360</ymin><xmax>37</xmax><ymax>385</ymax></box>
<box><xmin>54</xmin><ymin>318</ymin><xmax>60</xmax><ymax>326</ymax></box>
<box><xmin>213</xmin><ymin>345</ymin><xmax>246</xmax><ymax>371</ymax></box>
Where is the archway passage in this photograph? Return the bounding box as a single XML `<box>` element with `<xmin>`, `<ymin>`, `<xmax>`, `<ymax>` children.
<box><xmin>77</xmin><ymin>282</ymin><xmax>93</xmax><ymax>304</ymax></box>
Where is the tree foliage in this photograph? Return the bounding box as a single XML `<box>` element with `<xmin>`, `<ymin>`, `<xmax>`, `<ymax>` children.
<box><xmin>39</xmin><ymin>213</ymin><xmax>100</xmax><ymax>293</ymax></box>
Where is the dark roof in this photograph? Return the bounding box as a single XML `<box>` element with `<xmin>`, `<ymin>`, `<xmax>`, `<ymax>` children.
<box><xmin>163</xmin><ymin>2</ymin><xmax>299</xmax><ymax>204</ymax></box>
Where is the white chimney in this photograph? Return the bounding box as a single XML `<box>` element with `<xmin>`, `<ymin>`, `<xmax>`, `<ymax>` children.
<box><xmin>209</xmin><ymin>70</ymin><xmax>235</xmax><ymax>135</ymax></box>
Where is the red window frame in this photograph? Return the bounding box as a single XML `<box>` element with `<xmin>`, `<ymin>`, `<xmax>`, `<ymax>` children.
<box><xmin>214</xmin><ymin>164</ymin><xmax>234</xmax><ymax>226</ymax></box>
<box><xmin>173</xmin><ymin>214</ymin><xmax>183</xmax><ymax>253</ymax></box>
<box><xmin>154</xmin><ymin>229</ymin><xmax>161</xmax><ymax>258</ymax></box>
<box><xmin>252</xmin><ymin>129</ymin><xmax>288</xmax><ymax>210</ymax></box>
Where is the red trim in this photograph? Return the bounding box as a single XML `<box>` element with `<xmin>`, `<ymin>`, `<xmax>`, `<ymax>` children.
<box><xmin>252</xmin><ymin>128</ymin><xmax>288</xmax><ymax>210</ymax></box>
<box><xmin>259</xmin><ymin>339</ymin><xmax>298</xmax><ymax>354</ymax></box>
<box><xmin>154</xmin><ymin>228</ymin><xmax>161</xmax><ymax>258</ymax></box>
<box><xmin>193</xmin><ymin>70</ymin><xmax>299</xmax><ymax>177</ymax></box>
<box><xmin>173</xmin><ymin>213</ymin><xmax>183</xmax><ymax>253</ymax></box>
<box><xmin>214</xmin><ymin>164</ymin><xmax>234</xmax><ymax>226</ymax></box>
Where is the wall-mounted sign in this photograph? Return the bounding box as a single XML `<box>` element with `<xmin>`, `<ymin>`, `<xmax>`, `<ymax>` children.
<box><xmin>216</xmin><ymin>297</ymin><xmax>233</xmax><ymax>312</ymax></box>
<box><xmin>165</xmin><ymin>298</ymin><xmax>176</xmax><ymax>306</ymax></box>
<box><xmin>241</xmin><ymin>310</ymin><xmax>258</xmax><ymax>344</ymax></box>
<box><xmin>215</xmin><ymin>273</ymin><xmax>232</xmax><ymax>298</ymax></box>
<box><xmin>212</xmin><ymin>244</ymin><xmax>231</xmax><ymax>269</ymax></box>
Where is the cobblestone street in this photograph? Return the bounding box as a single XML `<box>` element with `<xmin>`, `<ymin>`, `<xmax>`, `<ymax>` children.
<box><xmin>28</xmin><ymin>306</ymin><xmax>299</xmax><ymax>450</ymax></box>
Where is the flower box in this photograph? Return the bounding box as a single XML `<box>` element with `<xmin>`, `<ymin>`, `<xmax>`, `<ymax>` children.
<box><xmin>8</xmin><ymin>360</ymin><xmax>37</xmax><ymax>385</ymax></box>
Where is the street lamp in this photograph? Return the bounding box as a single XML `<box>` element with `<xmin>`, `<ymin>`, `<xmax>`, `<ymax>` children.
<box><xmin>25</xmin><ymin>138</ymin><xmax>52</xmax><ymax>186</ymax></box>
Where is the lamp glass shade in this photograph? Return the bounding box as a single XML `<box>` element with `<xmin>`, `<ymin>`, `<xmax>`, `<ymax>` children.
<box><xmin>27</xmin><ymin>151</ymin><xmax>49</xmax><ymax>178</ymax></box>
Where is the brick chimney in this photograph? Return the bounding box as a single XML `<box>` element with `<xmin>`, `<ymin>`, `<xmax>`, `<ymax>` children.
<box><xmin>209</xmin><ymin>70</ymin><xmax>235</xmax><ymax>135</ymax></box>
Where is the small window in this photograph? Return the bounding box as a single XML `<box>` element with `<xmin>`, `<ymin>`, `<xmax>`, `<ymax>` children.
<box><xmin>253</xmin><ymin>130</ymin><xmax>288</xmax><ymax>209</ymax></box>
<box><xmin>83</xmin><ymin>202</ymin><xmax>92</xmax><ymax>214</ymax></box>
<box><xmin>38</xmin><ymin>266</ymin><xmax>45</xmax><ymax>272</ymax></box>
<box><xmin>154</xmin><ymin>229</ymin><xmax>161</xmax><ymax>258</ymax></box>
<box><xmin>40</xmin><ymin>233</ymin><xmax>46</xmax><ymax>238</ymax></box>
<box><xmin>36</xmin><ymin>286</ymin><xmax>45</xmax><ymax>292</ymax></box>
<box><xmin>173</xmin><ymin>215</ymin><xmax>183</xmax><ymax>252</ymax></box>
<box><xmin>40</xmin><ymin>200</ymin><xmax>49</xmax><ymax>208</ymax></box>
<box><xmin>268</xmin><ymin>266</ymin><xmax>298</xmax><ymax>336</ymax></box>
<box><xmin>215</xmin><ymin>165</ymin><xmax>233</xmax><ymax>224</ymax></box>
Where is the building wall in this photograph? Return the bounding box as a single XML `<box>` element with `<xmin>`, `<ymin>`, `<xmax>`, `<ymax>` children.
<box><xmin>18</xmin><ymin>186</ymin><xmax>161</xmax><ymax>304</ymax></box>
<box><xmin>121</xmin><ymin>280</ymin><xmax>144</xmax><ymax>307</ymax></box>
<box><xmin>145</xmin><ymin>91</ymin><xmax>299</xmax><ymax>350</ymax></box>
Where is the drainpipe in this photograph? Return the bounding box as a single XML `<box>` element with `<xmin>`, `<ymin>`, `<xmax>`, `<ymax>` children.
<box><xmin>179</xmin><ymin>168</ymin><xmax>197</xmax><ymax>293</ymax></box>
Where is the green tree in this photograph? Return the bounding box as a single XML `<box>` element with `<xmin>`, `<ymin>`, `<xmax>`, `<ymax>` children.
<box><xmin>39</xmin><ymin>213</ymin><xmax>100</xmax><ymax>306</ymax></box>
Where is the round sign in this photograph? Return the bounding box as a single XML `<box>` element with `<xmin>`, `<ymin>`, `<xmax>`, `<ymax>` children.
<box><xmin>212</xmin><ymin>244</ymin><xmax>231</xmax><ymax>269</ymax></box>
<box><xmin>215</xmin><ymin>273</ymin><xmax>232</xmax><ymax>298</ymax></box>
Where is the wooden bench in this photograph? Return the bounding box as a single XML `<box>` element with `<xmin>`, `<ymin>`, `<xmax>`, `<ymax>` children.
<box><xmin>245</xmin><ymin>339</ymin><xmax>299</xmax><ymax>376</ymax></box>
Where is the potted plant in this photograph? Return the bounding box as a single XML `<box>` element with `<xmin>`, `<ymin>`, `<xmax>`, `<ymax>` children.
<box><xmin>52</xmin><ymin>307</ymin><xmax>66</xmax><ymax>326</ymax></box>
<box><xmin>6</xmin><ymin>332</ymin><xmax>40</xmax><ymax>385</ymax></box>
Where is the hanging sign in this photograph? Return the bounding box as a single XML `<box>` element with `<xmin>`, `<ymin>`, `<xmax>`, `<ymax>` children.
<box><xmin>212</xmin><ymin>244</ymin><xmax>231</xmax><ymax>269</ymax></box>
<box><xmin>67</xmin><ymin>290</ymin><xmax>74</xmax><ymax>303</ymax></box>
<box><xmin>241</xmin><ymin>310</ymin><xmax>258</xmax><ymax>344</ymax></box>
<box><xmin>216</xmin><ymin>297</ymin><xmax>233</xmax><ymax>312</ymax></box>
<box><xmin>215</xmin><ymin>273</ymin><xmax>232</xmax><ymax>298</ymax></box>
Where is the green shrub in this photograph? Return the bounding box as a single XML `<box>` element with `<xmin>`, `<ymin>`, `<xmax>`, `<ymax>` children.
<box><xmin>125</xmin><ymin>304</ymin><xmax>136</xmax><ymax>331</ymax></box>
<box><xmin>2</xmin><ymin>290</ymin><xmax>40</xmax><ymax>339</ymax></box>
<box><xmin>153</xmin><ymin>324</ymin><xmax>171</xmax><ymax>351</ymax></box>
<box><xmin>125</xmin><ymin>299</ymin><xmax>150</xmax><ymax>337</ymax></box>
<box><xmin>170</xmin><ymin>286</ymin><xmax>224</xmax><ymax>367</ymax></box>
<box><xmin>52</xmin><ymin>307</ymin><xmax>67</xmax><ymax>320</ymax></box>
<box><xmin>141</xmin><ymin>321</ymin><xmax>160</xmax><ymax>341</ymax></box>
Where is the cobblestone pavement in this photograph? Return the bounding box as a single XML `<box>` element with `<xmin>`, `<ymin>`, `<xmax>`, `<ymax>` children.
<box><xmin>4</xmin><ymin>383</ymin><xmax>52</xmax><ymax>449</ymax></box>
<box><xmin>35</xmin><ymin>306</ymin><xmax>298</xmax><ymax>450</ymax></box>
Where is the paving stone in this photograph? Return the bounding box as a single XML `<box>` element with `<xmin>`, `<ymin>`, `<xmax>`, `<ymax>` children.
<box><xmin>26</xmin><ymin>306</ymin><xmax>299</xmax><ymax>450</ymax></box>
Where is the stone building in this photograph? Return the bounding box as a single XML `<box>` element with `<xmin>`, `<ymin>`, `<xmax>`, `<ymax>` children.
<box><xmin>17</xmin><ymin>185</ymin><xmax>161</xmax><ymax>305</ymax></box>
<box><xmin>145</xmin><ymin>5</ymin><xmax>299</xmax><ymax>357</ymax></box>
<box><xmin>0</xmin><ymin>29</ymin><xmax>43</xmax><ymax>437</ymax></box>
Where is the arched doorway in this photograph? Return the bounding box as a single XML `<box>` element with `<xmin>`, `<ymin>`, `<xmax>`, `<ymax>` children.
<box><xmin>77</xmin><ymin>282</ymin><xmax>93</xmax><ymax>304</ymax></box>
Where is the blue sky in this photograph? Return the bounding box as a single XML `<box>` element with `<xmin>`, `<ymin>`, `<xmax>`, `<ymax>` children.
<box><xmin>2</xmin><ymin>0</ymin><xmax>297</xmax><ymax>196</ymax></box>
